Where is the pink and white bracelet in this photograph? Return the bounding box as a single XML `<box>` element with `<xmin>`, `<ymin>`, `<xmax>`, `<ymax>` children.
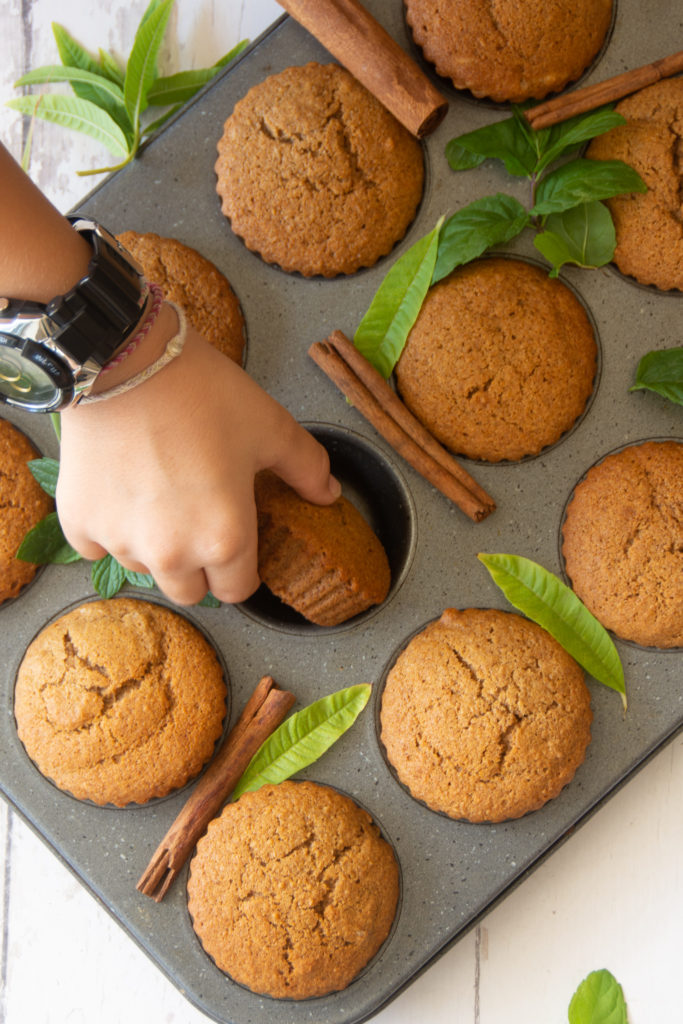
<box><xmin>99</xmin><ymin>281</ymin><xmax>165</xmax><ymax>374</ymax></box>
<box><xmin>79</xmin><ymin>300</ymin><xmax>187</xmax><ymax>405</ymax></box>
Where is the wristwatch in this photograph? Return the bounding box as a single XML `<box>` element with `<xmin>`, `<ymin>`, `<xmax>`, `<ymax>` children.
<box><xmin>0</xmin><ymin>217</ymin><xmax>148</xmax><ymax>412</ymax></box>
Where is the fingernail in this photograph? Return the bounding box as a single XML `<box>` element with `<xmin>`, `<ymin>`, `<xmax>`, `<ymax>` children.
<box><xmin>329</xmin><ymin>474</ymin><xmax>342</xmax><ymax>499</ymax></box>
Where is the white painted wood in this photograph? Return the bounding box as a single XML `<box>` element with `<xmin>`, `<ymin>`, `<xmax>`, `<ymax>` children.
<box><xmin>0</xmin><ymin>2</ymin><xmax>681</xmax><ymax>1022</ymax></box>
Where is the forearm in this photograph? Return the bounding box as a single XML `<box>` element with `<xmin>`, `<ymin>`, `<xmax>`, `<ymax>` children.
<box><xmin>0</xmin><ymin>144</ymin><xmax>91</xmax><ymax>302</ymax></box>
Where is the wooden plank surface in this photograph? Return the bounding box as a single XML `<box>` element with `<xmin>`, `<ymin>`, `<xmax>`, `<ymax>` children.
<box><xmin>0</xmin><ymin>2</ymin><xmax>681</xmax><ymax>1022</ymax></box>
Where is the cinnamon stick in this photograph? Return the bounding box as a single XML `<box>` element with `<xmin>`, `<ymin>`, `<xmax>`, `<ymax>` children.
<box><xmin>308</xmin><ymin>331</ymin><xmax>496</xmax><ymax>522</ymax></box>
<box><xmin>525</xmin><ymin>50</ymin><xmax>683</xmax><ymax>130</ymax></box>
<box><xmin>137</xmin><ymin>676</ymin><xmax>296</xmax><ymax>901</ymax></box>
<box><xmin>276</xmin><ymin>0</ymin><xmax>448</xmax><ymax>137</ymax></box>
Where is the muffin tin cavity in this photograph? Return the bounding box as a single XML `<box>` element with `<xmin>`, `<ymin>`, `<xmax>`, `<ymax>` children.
<box><xmin>558</xmin><ymin>436</ymin><xmax>683</xmax><ymax>652</ymax></box>
<box><xmin>12</xmin><ymin>595</ymin><xmax>232</xmax><ymax>808</ymax></box>
<box><xmin>184</xmin><ymin>778</ymin><xmax>403</xmax><ymax>1000</ymax></box>
<box><xmin>240</xmin><ymin>423</ymin><xmax>417</xmax><ymax>634</ymax></box>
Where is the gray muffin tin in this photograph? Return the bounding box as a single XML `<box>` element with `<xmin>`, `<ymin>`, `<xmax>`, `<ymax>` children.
<box><xmin>1</xmin><ymin>3</ymin><xmax>681</xmax><ymax>1022</ymax></box>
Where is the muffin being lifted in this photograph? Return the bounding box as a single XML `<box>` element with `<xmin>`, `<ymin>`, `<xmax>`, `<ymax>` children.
<box><xmin>254</xmin><ymin>469</ymin><xmax>391</xmax><ymax>626</ymax></box>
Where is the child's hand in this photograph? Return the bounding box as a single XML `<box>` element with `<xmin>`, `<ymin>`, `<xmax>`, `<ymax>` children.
<box><xmin>58</xmin><ymin>315</ymin><xmax>340</xmax><ymax>606</ymax></box>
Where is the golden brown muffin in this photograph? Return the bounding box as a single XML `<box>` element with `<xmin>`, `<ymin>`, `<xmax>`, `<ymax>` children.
<box><xmin>586</xmin><ymin>77</ymin><xmax>683</xmax><ymax>291</ymax></box>
<box><xmin>187</xmin><ymin>780</ymin><xmax>399</xmax><ymax>998</ymax></box>
<box><xmin>562</xmin><ymin>440</ymin><xmax>683</xmax><ymax>648</ymax></box>
<box><xmin>380</xmin><ymin>608</ymin><xmax>592</xmax><ymax>823</ymax></box>
<box><xmin>117</xmin><ymin>230</ymin><xmax>246</xmax><ymax>362</ymax></box>
<box><xmin>395</xmin><ymin>258</ymin><xmax>597</xmax><ymax>462</ymax></box>
<box><xmin>215</xmin><ymin>62</ymin><xmax>424</xmax><ymax>277</ymax></box>
<box><xmin>0</xmin><ymin>418</ymin><xmax>53</xmax><ymax>604</ymax></box>
<box><xmin>14</xmin><ymin>598</ymin><xmax>227</xmax><ymax>805</ymax></box>
<box><xmin>404</xmin><ymin>0</ymin><xmax>612</xmax><ymax>102</ymax></box>
<box><xmin>254</xmin><ymin>470</ymin><xmax>391</xmax><ymax>626</ymax></box>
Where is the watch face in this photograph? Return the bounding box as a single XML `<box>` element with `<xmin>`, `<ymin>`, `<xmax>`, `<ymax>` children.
<box><xmin>0</xmin><ymin>336</ymin><xmax>71</xmax><ymax>411</ymax></box>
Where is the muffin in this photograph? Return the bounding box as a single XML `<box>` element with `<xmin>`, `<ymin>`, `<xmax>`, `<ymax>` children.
<box><xmin>187</xmin><ymin>780</ymin><xmax>399</xmax><ymax>998</ymax></box>
<box><xmin>215</xmin><ymin>62</ymin><xmax>424</xmax><ymax>277</ymax></box>
<box><xmin>117</xmin><ymin>230</ymin><xmax>246</xmax><ymax>362</ymax></box>
<box><xmin>0</xmin><ymin>418</ymin><xmax>54</xmax><ymax>604</ymax></box>
<box><xmin>562</xmin><ymin>440</ymin><xmax>683</xmax><ymax>648</ymax></box>
<box><xmin>254</xmin><ymin>470</ymin><xmax>391</xmax><ymax>626</ymax></box>
<box><xmin>395</xmin><ymin>257</ymin><xmax>597</xmax><ymax>462</ymax></box>
<box><xmin>380</xmin><ymin>607</ymin><xmax>592</xmax><ymax>823</ymax></box>
<box><xmin>14</xmin><ymin>598</ymin><xmax>227</xmax><ymax>805</ymax></box>
<box><xmin>586</xmin><ymin>77</ymin><xmax>683</xmax><ymax>291</ymax></box>
<box><xmin>404</xmin><ymin>0</ymin><xmax>612</xmax><ymax>102</ymax></box>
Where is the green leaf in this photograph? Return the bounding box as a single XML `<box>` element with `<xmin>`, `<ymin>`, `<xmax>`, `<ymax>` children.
<box><xmin>443</xmin><ymin>139</ymin><xmax>486</xmax><ymax>171</ymax></box>
<box><xmin>123</xmin><ymin>568</ymin><xmax>155</xmax><ymax>589</ymax></box>
<box><xmin>534</xmin><ymin>108</ymin><xmax>626</xmax><ymax>176</ymax></box>
<box><xmin>198</xmin><ymin>591</ymin><xmax>221</xmax><ymax>608</ymax></box>
<box><xmin>445</xmin><ymin>114</ymin><xmax>538</xmax><ymax>176</ymax></box>
<box><xmin>50</xmin><ymin>413</ymin><xmax>61</xmax><ymax>441</ymax></box>
<box><xmin>52</xmin><ymin>23</ymin><xmax>101</xmax><ymax>76</ymax></box>
<box><xmin>630</xmin><ymin>346</ymin><xmax>683</xmax><ymax>405</ymax></box>
<box><xmin>141</xmin><ymin>104</ymin><xmax>183</xmax><ymax>137</ymax></box>
<box><xmin>98</xmin><ymin>48</ymin><xmax>125</xmax><ymax>86</ymax></box>
<box><xmin>91</xmin><ymin>554</ymin><xmax>126</xmax><ymax>598</ymax></box>
<box><xmin>14</xmin><ymin>65</ymin><xmax>132</xmax><ymax>140</ymax></box>
<box><xmin>16</xmin><ymin>512</ymin><xmax>81</xmax><ymax>565</ymax></box>
<box><xmin>146</xmin><ymin>41</ymin><xmax>249</xmax><ymax>106</ymax></box>
<box><xmin>232</xmin><ymin>684</ymin><xmax>371</xmax><ymax>800</ymax></box>
<box><xmin>27</xmin><ymin>457</ymin><xmax>59</xmax><ymax>497</ymax></box>
<box><xmin>534</xmin><ymin>200</ymin><xmax>615</xmax><ymax>277</ymax></box>
<box><xmin>146</xmin><ymin>68</ymin><xmax>221</xmax><ymax>106</ymax></box>
<box><xmin>568</xmin><ymin>969</ymin><xmax>627</xmax><ymax>1024</ymax></box>
<box><xmin>353</xmin><ymin>218</ymin><xmax>442</xmax><ymax>378</ymax></box>
<box><xmin>432</xmin><ymin>194</ymin><xmax>530</xmax><ymax>283</ymax></box>
<box><xmin>478</xmin><ymin>553</ymin><xmax>626</xmax><ymax>708</ymax></box>
<box><xmin>123</xmin><ymin>0</ymin><xmax>175</xmax><ymax>126</ymax></box>
<box><xmin>7</xmin><ymin>94</ymin><xmax>130</xmax><ymax>158</ymax></box>
<box><xmin>532</xmin><ymin>158</ymin><xmax>647</xmax><ymax>216</ymax></box>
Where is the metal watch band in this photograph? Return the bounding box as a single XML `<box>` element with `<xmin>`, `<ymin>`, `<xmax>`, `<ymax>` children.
<box><xmin>44</xmin><ymin>217</ymin><xmax>148</xmax><ymax>367</ymax></box>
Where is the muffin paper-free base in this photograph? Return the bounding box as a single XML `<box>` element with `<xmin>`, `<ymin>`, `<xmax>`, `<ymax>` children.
<box><xmin>1</xmin><ymin>4</ymin><xmax>681</xmax><ymax>1023</ymax></box>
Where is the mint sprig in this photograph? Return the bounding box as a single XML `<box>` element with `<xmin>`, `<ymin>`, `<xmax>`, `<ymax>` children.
<box><xmin>7</xmin><ymin>2</ymin><xmax>248</xmax><ymax>175</ymax></box>
<box><xmin>630</xmin><ymin>346</ymin><xmax>683</xmax><ymax>406</ymax></box>
<box><xmin>354</xmin><ymin>105</ymin><xmax>647</xmax><ymax>376</ymax></box>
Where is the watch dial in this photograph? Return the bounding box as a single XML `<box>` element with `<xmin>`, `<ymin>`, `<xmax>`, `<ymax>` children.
<box><xmin>0</xmin><ymin>343</ymin><xmax>61</xmax><ymax>410</ymax></box>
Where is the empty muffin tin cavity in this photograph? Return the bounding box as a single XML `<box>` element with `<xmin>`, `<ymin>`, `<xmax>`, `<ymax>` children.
<box><xmin>239</xmin><ymin>423</ymin><xmax>417</xmax><ymax>634</ymax></box>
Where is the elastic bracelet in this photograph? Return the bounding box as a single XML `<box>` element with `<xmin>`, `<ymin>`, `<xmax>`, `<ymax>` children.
<box><xmin>79</xmin><ymin>302</ymin><xmax>187</xmax><ymax>405</ymax></box>
<box><xmin>100</xmin><ymin>281</ymin><xmax>165</xmax><ymax>374</ymax></box>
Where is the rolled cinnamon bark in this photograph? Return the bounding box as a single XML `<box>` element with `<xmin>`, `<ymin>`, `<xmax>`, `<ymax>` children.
<box><xmin>276</xmin><ymin>0</ymin><xmax>448</xmax><ymax>137</ymax></box>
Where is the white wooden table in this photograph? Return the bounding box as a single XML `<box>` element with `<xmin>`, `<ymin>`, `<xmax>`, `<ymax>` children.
<box><xmin>1</xmin><ymin>2</ymin><xmax>681</xmax><ymax>1021</ymax></box>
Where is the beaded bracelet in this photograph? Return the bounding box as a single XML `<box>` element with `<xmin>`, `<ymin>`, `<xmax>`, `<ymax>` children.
<box><xmin>79</xmin><ymin>301</ymin><xmax>187</xmax><ymax>405</ymax></box>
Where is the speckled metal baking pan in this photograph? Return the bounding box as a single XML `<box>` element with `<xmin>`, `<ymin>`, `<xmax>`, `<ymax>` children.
<box><xmin>1</xmin><ymin>3</ymin><xmax>681</xmax><ymax>1023</ymax></box>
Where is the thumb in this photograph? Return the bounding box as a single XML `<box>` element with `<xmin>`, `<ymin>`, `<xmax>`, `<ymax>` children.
<box><xmin>266</xmin><ymin>422</ymin><xmax>341</xmax><ymax>506</ymax></box>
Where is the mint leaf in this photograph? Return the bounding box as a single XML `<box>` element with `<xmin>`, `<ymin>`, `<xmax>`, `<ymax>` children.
<box><xmin>534</xmin><ymin>200</ymin><xmax>616</xmax><ymax>277</ymax></box>
<box><xmin>534</xmin><ymin>108</ymin><xmax>626</xmax><ymax>176</ymax></box>
<box><xmin>198</xmin><ymin>591</ymin><xmax>221</xmax><ymax>608</ymax></box>
<box><xmin>532</xmin><ymin>158</ymin><xmax>647</xmax><ymax>216</ymax></box>
<box><xmin>123</xmin><ymin>568</ymin><xmax>155</xmax><ymax>589</ymax></box>
<box><xmin>27</xmin><ymin>457</ymin><xmax>59</xmax><ymax>497</ymax></box>
<box><xmin>354</xmin><ymin>217</ymin><xmax>442</xmax><ymax>377</ymax></box>
<box><xmin>630</xmin><ymin>346</ymin><xmax>683</xmax><ymax>405</ymax></box>
<box><xmin>7</xmin><ymin>94</ymin><xmax>130</xmax><ymax>158</ymax></box>
<box><xmin>446</xmin><ymin>114</ymin><xmax>537</xmax><ymax>176</ymax></box>
<box><xmin>478</xmin><ymin>553</ymin><xmax>626</xmax><ymax>708</ymax></box>
<box><xmin>232</xmin><ymin>684</ymin><xmax>371</xmax><ymax>800</ymax></box>
<box><xmin>16</xmin><ymin>512</ymin><xmax>81</xmax><ymax>565</ymax></box>
<box><xmin>91</xmin><ymin>554</ymin><xmax>126</xmax><ymax>598</ymax></box>
<box><xmin>568</xmin><ymin>969</ymin><xmax>627</xmax><ymax>1024</ymax></box>
<box><xmin>433</xmin><ymin>194</ymin><xmax>530</xmax><ymax>283</ymax></box>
